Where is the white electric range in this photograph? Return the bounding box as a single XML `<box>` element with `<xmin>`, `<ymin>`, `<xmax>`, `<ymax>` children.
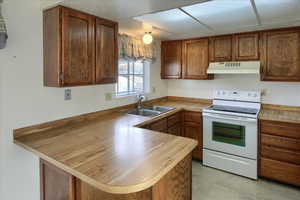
<box><xmin>202</xmin><ymin>90</ymin><xmax>261</xmax><ymax>179</ymax></box>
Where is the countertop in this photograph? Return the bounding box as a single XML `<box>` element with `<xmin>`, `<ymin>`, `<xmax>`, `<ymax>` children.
<box><xmin>259</xmin><ymin>104</ymin><xmax>300</xmax><ymax>124</ymax></box>
<box><xmin>14</xmin><ymin>98</ymin><xmax>210</xmax><ymax>194</ymax></box>
<box><xmin>14</xmin><ymin>96</ymin><xmax>300</xmax><ymax>195</ymax></box>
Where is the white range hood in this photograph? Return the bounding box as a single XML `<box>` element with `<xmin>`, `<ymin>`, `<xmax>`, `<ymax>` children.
<box><xmin>207</xmin><ymin>61</ymin><xmax>260</xmax><ymax>74</ymax></box>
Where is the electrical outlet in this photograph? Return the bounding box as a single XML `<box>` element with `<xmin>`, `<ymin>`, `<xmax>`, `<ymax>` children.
<box><xmin>261</xmin><ymin>89</ymin><xmax>267</xmax><ymax>96</ymax></box>
<box><xmin>105</xmin><ymin>93</ymin><xmax>112</xmax><ymax>101</ymax></box>
<box><xmin>64</xmin><ymin>89</ymin><xmax>72</xmax><ymax>100</ymax></box>
<box><xmin>152</xmin><ymin>87</ymin><xmax>156</xmax><ymax>93</ymax></box>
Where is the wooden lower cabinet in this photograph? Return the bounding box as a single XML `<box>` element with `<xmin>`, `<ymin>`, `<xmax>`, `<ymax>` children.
<box><xmin>143</xmin><ymin>111</ymin><xmax>203</xmax><ymax>160</ymax></box>
<box><xmin>149</xmin><ymin>118</ymin><xmax>168</xmax><ymax>132</ymax></box>
<box><xmin>168</xmin><ymin>123</ymin><xmax>182</xmax><ymax>136</ymax></box>
<box><xmin>184</xmin><ymin>122</ymin><xmax>203</xmax><ymax>160</ymax></box>
<box><xmin>40</xmin><ymin>154</ymin><xmax>192</xmax><ymax>200</ymax></box>
<box><xmin>40</xmin><ymin>160</ymin><xmax>76</xmax><ymax>200</ymax></box>
<box><xmin>259</xmin><ymin>120</ymin><xmax>300</xmax><ymax>187</ymax></box>
<box><xmin>260</xmin><ymin>158</ymin><xmax>300</xmax><ymax>187</ymax></box>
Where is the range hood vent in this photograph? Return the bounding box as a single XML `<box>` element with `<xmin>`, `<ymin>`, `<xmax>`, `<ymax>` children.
<box><xmin>207</xmin><ymin>61</ymin><xmax>260</xmax><ymax>74</ymax></box>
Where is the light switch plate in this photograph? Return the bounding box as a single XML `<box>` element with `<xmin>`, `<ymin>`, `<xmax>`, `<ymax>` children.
<box><xmin>64</xmin><ymin>89</ymin><xmax>72</xmax><ymax>100</ymax></box>
<box><xmin>105</xmin><ymin>93</ymin><xmax>112</xmax><ymax>101</ymax></box>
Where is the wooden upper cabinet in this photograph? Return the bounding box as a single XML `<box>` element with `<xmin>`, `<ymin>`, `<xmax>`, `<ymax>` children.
<box><xmin>233</xmin><ymin>33</ymin><xmax>259</xmax><ymax>61</ymax></box>
<box><xmin>260</xmin><ymin>29</ymin><xmax>300</xmax><ymax>81</ymax></box>
<box><xmin>95</xmin><ymin>19</ymin><xmax>118</xmax><ymax>84</ymax></box>
<box><xmin>43</xmin><ymin>6</ymin><xmax>118</xmax><ymax>87</ymax></box>
<box><xmin>161</xmin><ymin>41</ymin><xmax>182</xmax><ymax>79</ymax></box>
<box><xmin>209</xmin><ymin>35</ymin><xmax>232</xmax><ymax>62</ymax></box>
<box><xmin>182</xmin><ymin>38</ymin><xmax>211</xmax><ymax>80</ymax></box>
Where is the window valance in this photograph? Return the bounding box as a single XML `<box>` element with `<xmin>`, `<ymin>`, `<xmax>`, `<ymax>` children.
<box><xmin>118</xmin><ymin>34</ymin><xmax>156</xmax><ymax>61</ymax></box>
<box><xmin>0</xmin><ymin>1</ymin><xmax>7</xmax><ymax>49</ymax></box>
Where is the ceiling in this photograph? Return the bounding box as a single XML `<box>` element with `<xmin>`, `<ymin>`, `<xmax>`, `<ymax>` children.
<box><xmin>41</xmin><ymin>0</ymin><xmax>300</xmax><ymax>40</ymax></box>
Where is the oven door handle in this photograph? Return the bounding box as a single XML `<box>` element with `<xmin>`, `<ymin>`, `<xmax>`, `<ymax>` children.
<box><xmin>203</xmin><ymin>112</ymin><xmax>257</xmax><ymax>122</ymax></box>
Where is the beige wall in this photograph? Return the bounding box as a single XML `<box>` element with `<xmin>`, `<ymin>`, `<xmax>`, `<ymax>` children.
<box><xmin>167</xmin><ymin>75</ymin><xmax>300</xmax><ymax>106</ymax></box>
<box><xmin>0</xmin><ymin>0</ymin><xmax>167</xmax><ymax>199</ymax></box>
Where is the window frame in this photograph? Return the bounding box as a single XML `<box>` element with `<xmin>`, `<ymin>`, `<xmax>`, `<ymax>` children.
<box><xmin>116</xmin><ymin>60</ymin><xmax>146</xmax><ymax>97</ymax></box>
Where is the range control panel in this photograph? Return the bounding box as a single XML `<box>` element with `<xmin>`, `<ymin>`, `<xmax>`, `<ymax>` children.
<box><xmin>214</xmin><ymin>90</ymin><xmax>261</xmax><ymax>102</ymax></box>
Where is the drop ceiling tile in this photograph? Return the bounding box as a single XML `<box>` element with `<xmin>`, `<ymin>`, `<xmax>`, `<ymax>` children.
<box><xmin>181</xmin><ymin>0</ymin><xmax>258</xmax><ymax>31</ymax></box>
<box><xmin>134</xmin><ymin>8</ymin><xmax>211</xmax><ymax>34</ymax></box>
<box><xmin>255</xmin><ymin>0</ymin><xmax>300</xmax><ymax>25</ymax></box>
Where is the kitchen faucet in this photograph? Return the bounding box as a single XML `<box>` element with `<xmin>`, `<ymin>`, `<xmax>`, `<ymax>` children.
<box><xmin>137</xmin><ymin>94</ymin><xmax>146</xmax><ymax>109</ymax></box>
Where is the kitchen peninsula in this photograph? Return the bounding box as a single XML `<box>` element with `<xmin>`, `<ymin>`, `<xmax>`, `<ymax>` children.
<box><xmin>13</xmin><ymin>99</ymin><xmax>199</xmax><ymax>200</ymax></box>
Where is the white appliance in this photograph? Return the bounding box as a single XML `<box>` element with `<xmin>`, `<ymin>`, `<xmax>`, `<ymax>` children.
<box><xmin>207</xmin><ymin>61</ymin><xmax>260</xmax><ymax>74</ymax></box>
<box><xmin>202</xmin><ymin>90</ymin><xmax>261</xmax><ymax>179</ymax></box>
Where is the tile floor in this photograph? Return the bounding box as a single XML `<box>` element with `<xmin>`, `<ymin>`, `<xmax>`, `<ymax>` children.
<box><xmin>192</xmin><ymin>161</ymin><xmax>300</xmax><ymax>200</ymax></box>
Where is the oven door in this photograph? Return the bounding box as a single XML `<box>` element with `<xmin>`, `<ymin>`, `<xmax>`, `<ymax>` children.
<box><xmin>203</xmin><ymin>112</ymin><xmax>257</xmax><ymax>159</ymax></box>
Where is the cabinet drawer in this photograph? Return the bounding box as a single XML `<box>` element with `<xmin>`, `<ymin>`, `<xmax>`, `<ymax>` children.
<box><xmin>149</xmin><ymin>118</ymin><xmax>168</xmax><ymax>132</ymax></box>
<box><xmin>260</xmin><ymin>157</ymin><xmax>300</xmax><ymax>187</ymax></box>
<box><xmin>260</xmin><ymin>120</ymin><xmax>300</xmax><ymax>139</ymax></box>
<box><xmin>184</xmin><ymin>111</ymin><xmax>202</xmax><ymax>124</ymax></box>
<box><xmin>261</xmin><ymin>145</ymin><xmax>300</xmax><ymax>165</ymax></box>
<box><xmin>261</xmin><ymin>134</ymin><xmax>300</xmax><ymax>152</ymax></box>
<box><xmin>168</xmin><ymin>112</ymin><xmax>182</xmax><ymax>127</ymax></box>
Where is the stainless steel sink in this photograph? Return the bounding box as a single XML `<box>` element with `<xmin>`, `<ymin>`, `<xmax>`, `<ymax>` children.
<box><xmin>127</xmin><ymin>106</ymin><xmax>175</xmax><ymax>117</ymax></box>
<box><xmin>141</xmin><ymin>105</ymin><xmax>175</xmax><ymax>113</ymax></box>
<box><xmin>127</xmin><ymin>108</ymin><xmax>161</xmax><ymax>117</ymax></box>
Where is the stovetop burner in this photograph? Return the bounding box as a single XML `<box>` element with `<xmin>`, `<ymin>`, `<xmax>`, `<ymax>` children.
<box><xmin>209</xmin><ymin>105</ymin><xmax>259</xmax><ymax>115</ymax></box>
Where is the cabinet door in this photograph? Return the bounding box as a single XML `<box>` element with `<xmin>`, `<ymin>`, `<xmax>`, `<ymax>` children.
<box><xmin>168</xmin><ymin>123</ymin><xmax>182</xmax><ymax>136</ymax></box>
<box><xmin>40</xmin><ymin>159</ymin><xmax>75</xmax><ymax>200</ymax></box>
<box><xmin>233</xmin><ymin>33</ymin><xmax>259</xmax><ymax>61</ymax></box>
<box><xmin>209</xmin><ymin>35</ymin><xmax>232</xmax><ymax>62</ymax></box>
<box><xmin>182</xmin><ymin>39</ymin><xmax>210</xmax><ymax>80</ymax></box>
<box><xmin>260</xmin><ymin>29</ymin><xmax>300</xmax><ymax>81</ymax></box>
<box><xmin>184</xmin><ymin>122</ymin><xmax>203</xmax><ymax>160</ymax></box>
<box><xmin>95</xmin><ymin>18</ymin><xmax>118</xmax><ymax>84</ymax></box>
<box><xmin>161</xmin><ymin>41</ymin><xmax>182</xmax><ymax>79</ymax></box>
<box><xmin>62</xmin><ymin>7</ymin><xmax>95</xmax><ymax>86</ymax></box>
<box><xmin>149</xmin><ymin>118</ymin><xmax>168</xmax><ymax>132</ymax></box>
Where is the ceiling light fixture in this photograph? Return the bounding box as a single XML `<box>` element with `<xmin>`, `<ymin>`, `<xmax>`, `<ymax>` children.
<box><xmin>142</xmin><ymin>32</ymin><xmax>153</xmax><ymax>44</ymax></box>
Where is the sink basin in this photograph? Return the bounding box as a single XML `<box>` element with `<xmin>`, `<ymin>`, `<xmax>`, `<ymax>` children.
<box><xmin>140</xmin><ymin>105</ymin><xmax>175</xmax><ymax>113</ymax></box>
<box><xmin>127</xmin><ymin>106</ymin><xmax>175</xmax><ymax>117</ymax></box>
<box><xmin>127</xmin><ymin>108</ymin><xmax>161</xmax><ymax>117</ymax></box>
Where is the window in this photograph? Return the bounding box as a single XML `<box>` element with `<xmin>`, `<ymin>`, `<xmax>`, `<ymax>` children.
<box><xmin>117</xmin><ymin>60</ymin><xmax>146</xmax><ymax>96</ymax></box>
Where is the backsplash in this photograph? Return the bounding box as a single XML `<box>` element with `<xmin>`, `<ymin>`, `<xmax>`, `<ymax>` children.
<box><xmin>167</xmin><ymin>74</ymin><xmax>300</xmax><ymax>107</ymax></box>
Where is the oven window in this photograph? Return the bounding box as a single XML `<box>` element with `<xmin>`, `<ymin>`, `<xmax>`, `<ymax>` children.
<box><xmin>212</xmin><ymin>122</ymin><xmax>245</xmax><ymax>147</ymax></box>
